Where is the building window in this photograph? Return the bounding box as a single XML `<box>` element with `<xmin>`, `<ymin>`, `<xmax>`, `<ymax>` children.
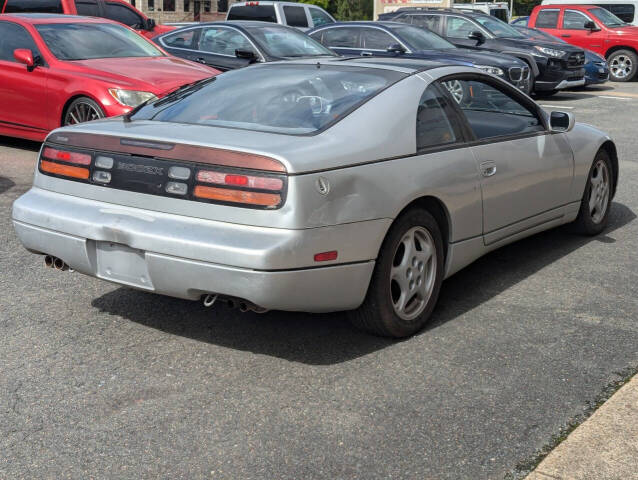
<box><xmin>163</xmin><ymin>0</ymin><xmax>175</xmax><ymax>12</ymax></box>
<box><xmin>204</xmin><ymin>0</ymin><xmax>211</xmax><ymax>12</ymax></box>
<box><xmin>184</xmin><ymin>0</ymin><xmax>189</xmax><ymax>11</ymax></box>
<box><xmin>148</xmin><ymin>0</ymin><xmax>154</xmax><ymax>11</ymax></box>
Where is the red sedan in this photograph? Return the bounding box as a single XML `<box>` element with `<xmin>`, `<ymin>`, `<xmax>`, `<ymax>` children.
<box><xmin>0</xmin><ymin>14</ymin><xmax>219</xmax><ymax>141</ymax></box>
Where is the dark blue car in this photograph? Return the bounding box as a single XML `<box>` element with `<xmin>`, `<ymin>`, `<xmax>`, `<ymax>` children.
<box><xmin>512</xmin><ymin>25</ymin><xmax>609</xmax><ymax>86</ymax></box>
<box><xmin>308</xmin><ymin>21</ymin><xmax>532</xmax><ymax>94</ymax></box>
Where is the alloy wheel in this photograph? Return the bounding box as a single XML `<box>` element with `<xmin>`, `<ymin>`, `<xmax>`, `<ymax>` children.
<box><xmin>64</xmin><ymin>101</ymin><xmax>104</xmax><ymax>125</ymax></box>
<box><xmin>442</xmin><ymin>80</ymin><xmax>465</xmax><ymax>104</ymax></box>
<box><xmin>589</xmin><ymin>159</ymin><xmax>610</xmax><ymax>224</ymax></box>
<box><xmin>390</xmin><ymin>226</ymin><xmax>437</xmax><ymax>321</ymax></box>
<box><xmin>610</xmin><ymin>55</ymin><xmax>632</xmax><ymax>79</ymax></box>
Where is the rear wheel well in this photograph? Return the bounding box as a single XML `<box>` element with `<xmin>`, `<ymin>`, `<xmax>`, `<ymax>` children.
<box><xmin>605</xmin><ymin>45</ymin><xmax>638</xmax><ymax>59</ymax></box>
<box><xmin>393</xmin><ymin>196</ymin><xmax>450</xmax><ymax>261</ymax></box>
<box><xmin>600</xmin><ymin>140</ymin><xmax>619</xmax><ymax>198</ymax></box>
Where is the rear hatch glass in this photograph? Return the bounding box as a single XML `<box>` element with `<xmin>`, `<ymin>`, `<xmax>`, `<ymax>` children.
<box><xmin>131</xmin><ymin>64</ymin><xmax>405</xmax><ymax>135</ymax></box>
<box><xmin>227</xmin><ymin>5</ymin><xmax>277</xmax><ymax>22</ymax></box>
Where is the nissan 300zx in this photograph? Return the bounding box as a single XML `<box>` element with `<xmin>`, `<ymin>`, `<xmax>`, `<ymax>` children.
<box><xmin>12</xmin><ymin>58</ymin><xmax>618</xmax><ymax>337</ymax></box>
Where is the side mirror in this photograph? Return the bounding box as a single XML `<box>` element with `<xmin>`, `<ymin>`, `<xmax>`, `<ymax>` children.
<box><xmin>14</xmin><ymin>48</ymin><xmax>35</xmax><ymax>71</ymax></box>
<box><xmin>145</xmin><ymin>18</ymin><xmax>156</xmax><ymax>30</ymax></box>
<box><xmin>468</xmin><ymin>30</ymin><xmax>486</xmax><ymax>45</ymax></box>
<box><xmin>386</xmin><ymin>43</ymin><xmax>406</xmax><ymax>54</ymax></box>
<box><xmin>549</xmin><ymin>111</ymin><xmax>575</xmax><ymax>133</ymax></box>
<box><xmin>235</xmin><ymin>49</ymin><xmax>258</xmax><ymax>63</ymax></box>
<box><xmin>584</xmin><ymin>20</ymin><xmax>600</xmax><ymax>31</ymax></box>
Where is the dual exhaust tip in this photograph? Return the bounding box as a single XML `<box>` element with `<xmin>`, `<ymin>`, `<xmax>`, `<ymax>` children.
<box><xmin>44</xmin><ymin>255</ymin><xmax>70</xmax><ymax>271</ymax></box>
<box><xmin>202</xmin><ymin>293</ymin><xmax>268</xmax><ymax>314</ymax></box>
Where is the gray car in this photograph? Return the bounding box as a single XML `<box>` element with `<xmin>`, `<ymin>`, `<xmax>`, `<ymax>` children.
<box><xmin>12</xmin><ymin>58</ymin><xmax>618</xmax><ymax>337</ymax></box>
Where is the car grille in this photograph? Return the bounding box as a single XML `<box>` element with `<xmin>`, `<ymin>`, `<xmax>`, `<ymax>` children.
<box><xmin>567</xmin><ymin>52</ymin><xmax>586</xmax><ymax>67</ymax></box>
<box><xmin>508</xmin><ymin>66</ymin><xmax>530</xmax><ymax>82</ymax></box>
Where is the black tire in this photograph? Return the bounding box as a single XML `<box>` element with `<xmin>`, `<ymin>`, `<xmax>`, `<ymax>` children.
<box><xmin>607</xmin><ymin>49</ymin><xmax>638</xmax><ymax>82</ymax></box>
<box><xmin>63</xmin><ymin>97</ymin><xmax>105</xmax><ymax>126</ymax></box>
<box><xmin>348</xmin><ymin>209</ymin><xmax>445</xmax><ymax>338</ymax></box>
<box><xmin>573</xmin><ymin>149</ymin><xmax>613</xmax><ymax>235</ymax></box>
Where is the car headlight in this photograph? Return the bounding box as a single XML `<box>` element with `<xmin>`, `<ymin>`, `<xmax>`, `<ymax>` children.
<box><xmin>475</xmin><ymin>65</ymin><xmax>504</xmax><ymax>76</ymax></box>
<box><xmin>108</xmin><ymin>89</ymin><xmax>157</xmax><ymax>107</ymax></box>
<box><xmin>534</xmin><ymin>46</ymin><xmax>565</xmax><ymax>58</ymax></box>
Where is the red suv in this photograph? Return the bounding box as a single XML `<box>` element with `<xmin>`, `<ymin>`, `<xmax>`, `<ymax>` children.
<box><xmin>0</xmin><ymin>0</ymin><xmax>175</xmax><ymax>38</ymax></box>
<box><xmin>529</xmin><ymin>4</ymin><xmax>638</xmax><ymax>81</ymax></box>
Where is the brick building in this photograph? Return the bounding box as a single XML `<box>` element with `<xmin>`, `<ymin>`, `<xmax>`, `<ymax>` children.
<box><xmin>127</xmin><ymin>0</ymin><xmax>230</xmax><ymax>24</ymax></box>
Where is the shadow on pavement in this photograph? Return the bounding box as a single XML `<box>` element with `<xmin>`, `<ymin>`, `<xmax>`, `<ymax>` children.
<box><xmin>0</xmin><ymin>135</ymin><xmax>41</xmax><ymax>153</ymax></box>
<box><xmin>92</xmin><ymin>202</ymin><xmax>636</xmax><ymax>365</ymax></box>
<box><xmin>0</xmin><ymin>177</ymin><xmax>16</xmax><ymax>194</ymax></box>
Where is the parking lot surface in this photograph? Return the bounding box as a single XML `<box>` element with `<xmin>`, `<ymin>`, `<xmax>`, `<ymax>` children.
<box><xmin>1</xmin><ymin>83</ymin><xmax>638</xmax><ymax>479</ymax></box>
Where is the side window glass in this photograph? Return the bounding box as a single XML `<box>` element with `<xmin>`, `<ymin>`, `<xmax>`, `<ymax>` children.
<box><xmin>562</xmin><ymin>10</ymin><xmax>591</xmax><ymax>29</ymax></box>
<box><xmin>315</xmin><ymin>28</ymin><xmax>359</xmax><ymax>48</ymax></box>
<box><xmin>416</xmin><ymin>85</ymin><xmax>462</xmax><ymax>150</ymax></box>
<box><xmin>104</xmin><ymin>2</ymin><xmax>143</xmax><ymax>28</ymax></box>
<box><xmin>446</xmin><ymin>17</ymin><xmax>478</xmax><ymax>39</ymax></box>
<box><xmin>76</xmin><ymin>0</ymin><xmax>100</xmax><ymax>16</ymax></box>
<box><xmin>309</xmin><ymin>8</ymin><xmax>333</xmax><ymax>27</ymax></box>
<box><xmin>410</xmin><ymin>15</ymin><xmax>441</xmax><ymax>32</ymax></box>
<box><xmin>0</xmin><ymin>22</ymin><xmax>40</xmax><ymax>62</ymax></box>
<box><xmin>361</xmin><ymin>28</ymin><xmax>396</xmax><ymax>50</ymax></box>
<box><xmin>440</xmin><ymin>78</ymin><xmax>543</xmax><ymax>140</ymax></box>
<box><xmin>162</xmin><ymin>28</ymin><xmax>197</xmax><ymax>49</ymax></box>
<box><xmin>198</xmin><ymin>27</ymin><xmax>251</xmax><ymax>55</ymax></box>
<box><xmin>536</xmin><ymin>10</ymin><xmax>559</xmax><ymax>28</ymax></box>
<box><xmin>283</xmin><ymin>6</ymin><xmax>308</xmax><ymax>28</ymax></box>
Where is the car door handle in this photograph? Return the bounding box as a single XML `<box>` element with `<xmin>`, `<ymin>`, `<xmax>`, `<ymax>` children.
<box><xmin>361</xmin><ymin>51</ymin><xmax>374</xmax><ymax>57</ymax></box>
<box><xmin>561</xmin><ymin>34</ymin><xmax>571</xmax><ymax>38</ymax></box>
<box><xmin>480</xmin><ymin>161</ymin><xmax>497</xmax><ymax>177</ymax></box>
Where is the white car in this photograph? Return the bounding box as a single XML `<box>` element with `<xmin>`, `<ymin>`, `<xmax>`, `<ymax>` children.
<box><xmin>226</xmin><ymin>1</ymin><xmax>335</xmax><ymax>31</ymax></box>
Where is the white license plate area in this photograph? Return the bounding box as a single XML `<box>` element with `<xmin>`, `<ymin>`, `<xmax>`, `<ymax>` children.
<box><xmin>96</xmin><ymin>242</ymin><xmax>153</xmax><ymax>289</ymax></box>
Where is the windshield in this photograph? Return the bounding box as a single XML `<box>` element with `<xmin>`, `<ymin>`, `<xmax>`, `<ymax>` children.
<box><xmin>474</xmin><ymin>15</ymin><xmax>525</xmax><ymax>38</ymax></box>
<box><xmin>131</xmin><ymin>64</ymin><xmax>404</xmax><ymax>134</ymax></box>
<box><xmin>36</xmin><ymin>23</ymin><xmax>164</xmax><ymax>60</ymax></box>
<box><xmin>393</xmin><ymin>25</ymin><xmax>456</xmax><ymax>50</ymax></box>
<box><xmin>589</xmin><ymin>7</ymin><xmax>626</xmax><ymax>26</ymax></box>
<box><xmin>246</xmin><ymin>26</ymin><xmax>336</xmax><ymax>58</ymax></box>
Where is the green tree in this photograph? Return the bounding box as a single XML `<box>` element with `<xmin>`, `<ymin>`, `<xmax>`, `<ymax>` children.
<box><xmin>327</xmin><ymin>0</ymin><xmax>373</xmax><ymax>21</ymax></box>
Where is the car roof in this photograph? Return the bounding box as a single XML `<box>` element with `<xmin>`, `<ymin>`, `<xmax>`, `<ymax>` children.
<box><xmin>0</xmin><ymin>13</ymin><xmax>117</xmax><ymax>24</ymax></box>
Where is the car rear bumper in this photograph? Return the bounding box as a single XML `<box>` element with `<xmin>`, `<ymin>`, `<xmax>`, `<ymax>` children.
<box><xmin>12</xmin><ymin>187</ymin><xmax>385</xmax><ymax>312</ymax></box>
<box><xmin>535</xmin><ymin>77</ymin><xmax>586</xmax><ymax>91</ymax></box>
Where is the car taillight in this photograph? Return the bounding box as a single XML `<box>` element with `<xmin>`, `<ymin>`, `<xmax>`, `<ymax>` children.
<box><xmin>38</xmin><ymin>142</ymin><xmax>287</xmax><ymax>209</ymax></box>
<box><xmin>195</xmin><ymin>168</ymin><xmax>285</xmax><ymax>208</ymax></box>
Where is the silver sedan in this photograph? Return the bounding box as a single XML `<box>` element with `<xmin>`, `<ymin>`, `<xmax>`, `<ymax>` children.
<box><xmin>12</xmin><ymin>58</ymin><xmax>618</xmax><ymax>337</ymax></box>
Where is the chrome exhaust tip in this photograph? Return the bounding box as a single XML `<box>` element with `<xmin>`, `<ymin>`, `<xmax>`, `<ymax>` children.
<box><xmin>53</xmin><ymin>257</ymin><xmax>68</xmax><ymax>271</ymax></box>
<box><xmin>44</xmin><ymin>255</ymin><xmax>54</xmax><ymax>268</ymax></box>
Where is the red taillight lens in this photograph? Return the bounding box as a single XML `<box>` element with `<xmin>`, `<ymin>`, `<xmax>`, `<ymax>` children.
<box><xmin>196</xmin><ymin>170</ymin><xmax>283</xmax><ymax>191</ymax></box>
<box><xmin>193</xmin><ymin>185</ymin><xmax>281</xmax><ymax>207</ymax></box>
<box><xmin>40</xmin><ymin>160</ymin><xmax>89</xmax><ymax>179</ymax></box>
<box><xmin>42</xmin><ymin>147</ymin><xmax>91</xmax><ymax>165</ymax></box>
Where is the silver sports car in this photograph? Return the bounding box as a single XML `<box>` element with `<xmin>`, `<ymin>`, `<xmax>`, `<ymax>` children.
<box><xmin>12</xmin><ymin>58</ymin><xmax>618</xmax><ymax>337</ymax></box>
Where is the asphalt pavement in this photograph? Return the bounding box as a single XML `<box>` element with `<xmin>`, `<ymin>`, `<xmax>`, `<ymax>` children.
<box><xmin>1</xmin><ymin>83</ymin><xmax>637</xmax><ymax>480</ymax></box>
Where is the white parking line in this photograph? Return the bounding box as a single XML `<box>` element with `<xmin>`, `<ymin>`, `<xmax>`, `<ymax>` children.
<box><xmin>597</xmin><ymin>95</ymin><xmax>632</xmax><ymax>100</ymax></box>
<box><xmin>540</xmin><ymin>105</ymin><xmax>575</xmax><ymax>109</ymax></box>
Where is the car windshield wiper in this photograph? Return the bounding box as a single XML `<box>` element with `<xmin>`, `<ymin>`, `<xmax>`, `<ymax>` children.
<box><xmin>123</xmin><ymin>76</ymin><xmax>217</xmax><ymax>122</ymax></box>
<box><xmin>153</xmin><ymin>76</ymin><xmax>217</xmax><ymax>107</ymax></box>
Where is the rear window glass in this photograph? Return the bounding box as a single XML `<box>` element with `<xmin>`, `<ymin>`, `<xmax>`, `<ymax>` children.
<box><xmin>35</xmin><ymin>23</ymin><xmax>164</xmax><ymax>60</ymax></box>
<box><xmin>131</xmin><ymin>65</ymin><xmax>405</xmax><ymax>135</ymax></box>
<box><xmin>245</xmin><ymin>25</ymin><xmax>335</xmax><ymax>57</ymax></box>
<box><xmin>3</xmin><ymin>0</ymin><xmax>62</xmax><ymax>12</ymax></box>
<box><xmin>227</xmin><ymin>5</ymin><xmax>276</xmax><ymax>22</ymax></box>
